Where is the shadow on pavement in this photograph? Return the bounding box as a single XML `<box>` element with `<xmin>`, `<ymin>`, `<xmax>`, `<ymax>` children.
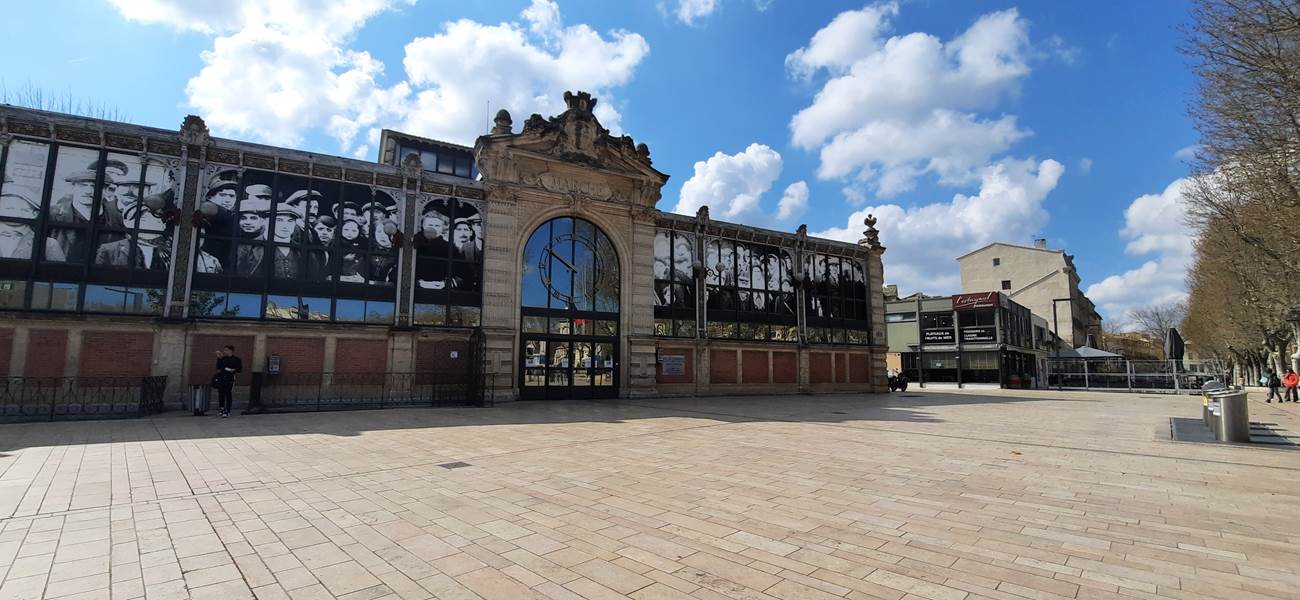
<box><xmin>0</xmin><ymin>390</ymin><xmax>1071</xmax><ymax>452</ymax></box>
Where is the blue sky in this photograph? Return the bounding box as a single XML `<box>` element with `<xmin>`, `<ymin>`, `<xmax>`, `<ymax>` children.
<box><xmin>0</xmin><ymin>0</ymin><xmax>1198</xmax><ymax>326</ymax></box>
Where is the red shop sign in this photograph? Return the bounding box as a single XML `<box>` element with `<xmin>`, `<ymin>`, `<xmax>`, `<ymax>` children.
<box><xmin>952</xmin><ymin>292</ymin><xmax>999</xmax><ymax>311</ymax></box>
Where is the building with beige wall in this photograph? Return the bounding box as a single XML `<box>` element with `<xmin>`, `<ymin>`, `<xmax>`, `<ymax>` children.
<box><xmin>0</xmin><ymin>91</ymin><xmax>887</xmax><ymax>414</ymax></box>
<box><xmin>958</xmin><ymin>240</ymin><xmax>1101</xmax><ymax>349</ymax></box>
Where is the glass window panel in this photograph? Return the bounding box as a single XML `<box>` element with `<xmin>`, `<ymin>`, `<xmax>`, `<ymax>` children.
<box><xmin>547</xmin><ymin>245</ymin><xmax>573</xmax><ymax>309</ymax></box>
<box><xmin>37</xmin><ymin>282</ymin><xmax>79</xmax><ymax>311</ymax></box>
<box><xmin>523</xmin><ymin>316</ymin><xmax>546</xmax><ymax>333</ymax></box>
<box><xmin>265</xmin><ymin>295</ymin><xmax>299</xmax><ymax>319</ymax></box>
<box><xmin>84</xmin><ymin>285</ymin><xmax>125</xmax><ymax>312</ymax></box>
<box><xmin>653</xmin><ymin>230</ymin><xmax>670</xmax><ymax>286</ymax></box>
<box><xmin>596</xmin><ymin>320</ymin><xmax>617</xmax><ymax>336</ymax></box>
<box><xmin>125</xmin><ymin>288</ymin><xmax>164</xmax><ymax>315</ymax></box>
<box><xmin>670</xmin><ymin>283</ymin><xmax>692</xmax><ymax>309</ymax></box>
<box><xmin>368</xmin><ymin>253</ymin><xmax>397</xmax><ymax>285</ymax></box>
<box><xmin>521</xmin><ymin>221</ymin><xmax>549</xmax><ymax>307</ymax></box>
<box><xmin>224</xmin><ymin>293</ymin><xmax>260</xmax><ymax>319</ymax></box>
<box><xmin>672</xmin><ymin>233</ymin><xmax>694</xmax><ymax>282</ymax></box>
<box><xmin>707</xmin><ymin>321</ymin><xmax>735</xmax><ymax>338</ymax></box>
<box><xmin>654</xmin><ymin>319</ymin><xmax>671</xmax><ymax>336</ymax></box>
<box><xmin>450</xmin><ymin>305</ymin><xmax>480</xmax><ymax>327</ymax></box>
<box><xmin>571</xmin><ymin>318</ymin><xmax>594</xmax><ymax>336</ymax></box>
<box><xmin>572</xmin><ymin>232</ymin><xmax>595</xmax><ymax>311</ymax></box>
<box><xmin>673</xmin><ymin>320</ymin><xmax>693</xmax><ymax>337</ymax></box>
<box><xmin>549</xmin><ymin>342</ymin><xmax>570</xmax><ymax>368</ymax></box>
<box><xmin>735</xmin><ymin>244</ymin><xmax>753</xmax><ymax>290</ymax></box>
<box><xmin>414</xmin><ymin>303</ymin><xmax>446</xmax><ymax>325</ymax></box>
<box><xmin>189</xmin><ymin>291</ymin><xmax>226</xmax><ymax>317</ymax></box>
<box><xmin>574</xmin><ymin>341</ymin><xmax>593</xmax><ymax>371</ymax></box>
<box><xmin>549</xmin><ymin>318</ymin><xmax>571</xmax><ymax>335</ymax></box>
<box><xmin>594</xmin><ymin>231</ymin><xmax>618</xmax><ymax>312</ymax></box>
<box><xmin>48</xmin><ymin>146</ymin><xmax>102</xmax><ymax>227</ymax></box>
<box><xmin>453</xmin><ymin>157</ymin><xmax>471</xmax><ymax>178</ymax></box>
<box><xmin>0</xmin><ymin>280</ymin><xmax>27</xmax><ymax>308</ymax></box>
<box><xmin>420</xmin><ymin>151</ymin><xmax>438</xmax><ymax>173</ymax></box>
<box><xmin>336</xmin><ymin>299</ymin><xmax>365</xmax><ymax>322</ymax></box>
<box><xmin>2</xmin><ymin>141</ymin><xmax>49</xmax><ymax>216</ymax></box>
<box><xmin>365</xmin><ymin>301</ymin><xmax>394</xmax><ymax>324</ymax></box>
<box><xmin>300</xmin><ymin>297</ymin><xmax>330</xmax><ymax>321</ymax></box>
<box><xmin>100</xmin><ymin>152</ymin><xmax>143</xmax><ymax>231</ymax></box>
<box><xmin>523</xmin><ymin>340</ymin><xmax>546</xmax><ymax>367</ymax></box>
<box><xmin>436</xmin><ymin>153</ymin><xmax>455</xmax><ymax>174</ymax></box>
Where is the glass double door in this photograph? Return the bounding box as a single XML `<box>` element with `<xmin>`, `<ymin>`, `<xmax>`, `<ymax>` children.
<box><xmin>521</xmin><ymin>336</ymin><xmax>617</xmax><ymax>400</ymax></box>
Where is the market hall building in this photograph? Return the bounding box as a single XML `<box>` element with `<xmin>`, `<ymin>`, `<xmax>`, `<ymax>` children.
<box><xmin>0</xmin><ymin>92</ymin><xmax>887</xmax><ymax>408</ymax></box>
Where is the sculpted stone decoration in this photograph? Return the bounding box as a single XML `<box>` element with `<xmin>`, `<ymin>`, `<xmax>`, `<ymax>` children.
<box><xmin>401</xmin><ymin>152</ymin><xmax>423</xmax><ymax>180</ymax></box>
<box><xmin>491</xmin><ymin>109</ymin><xmax>513</xmax><ymax>135</ymax></box>
<box><xmin>179</xmin><ymin>114</ymin><xmax>211</xmax><ymax>146</ymax></box>
<box><xmin>860</xmin><ymin>214</ymin><xmax>883</xmax><ymax>250</ymax></box>
<box><xmin>475</xmin><ymin>91</ymin><xmax>669</xmax><ymax>209</ymax></box>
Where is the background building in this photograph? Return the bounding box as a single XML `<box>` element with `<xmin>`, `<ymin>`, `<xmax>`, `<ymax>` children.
<box><xmin>0</xmin><ymin>92</ymin><xmax>887</xmax><ymax>406</ymax></box>
<box><xmin>958</xmin><ymin>240</ymin><xmax>1102</xmax><ymax>349</ymax></box>
<box><xmin>885</xmin><ymin>291</ymin><xmax>1049</xmax><ymax>388</ymax></box>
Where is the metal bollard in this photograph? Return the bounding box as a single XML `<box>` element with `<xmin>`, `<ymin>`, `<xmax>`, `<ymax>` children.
<box><xmin>1216</xmin><ymin>390</ymin><xmax>1250</xmax><ymax>442</ymax></box>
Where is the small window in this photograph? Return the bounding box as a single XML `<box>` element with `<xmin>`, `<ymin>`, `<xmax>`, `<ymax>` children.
<box><xmin>1001</xmin><ymin>280</ymin><xmax>1012</xmax><ymax>290</ymax></box>
<box><xmin>992</xmin><ymin>258</ymin><xmax>1000</xmax><ymax>266</ymax></box>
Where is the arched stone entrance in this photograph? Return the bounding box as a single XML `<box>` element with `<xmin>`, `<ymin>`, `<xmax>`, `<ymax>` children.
<box><xmin>518</xmin><ymin>216</ymin><xmax>621</xmax><ymax>399</ymax></box>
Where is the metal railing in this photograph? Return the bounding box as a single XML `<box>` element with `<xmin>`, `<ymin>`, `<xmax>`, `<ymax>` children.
<box><xmin>1045</xmin><ymin>359</ymin><xmax>1226</xmax><ymax>393</ymax></box>
<box><xmin>0</xmin><ymin>376</ymin><xmax>168</xmax><ymax>423</ymax></box>
<box><xmin>248</xmin><ymin>371</ymin><xmax>486</xmax><ymax>413</ymax></box>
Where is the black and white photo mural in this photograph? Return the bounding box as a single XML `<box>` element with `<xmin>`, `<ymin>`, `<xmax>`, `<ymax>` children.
<box><xmin>0</xmin><ymin>139</ymin><xmax>179</xmax><ymax>314</ymax></box>
<box><xmin>412</xmin><ymin>194</ymin><xmax>483</xmax><ymax>327</ymax></box>
<box><xmin>704</xmin><ymin>238</ymin><xmax>798</xmax><ymax>341</ymax></box>
<box><xmin>190</xmin><ymin>166</ymin><xmax>401</xmax><ymax>322</ymax></box>
<box><xmin>652</xmin><ymin>229</ymin><xmax>696</xmax><ymax>337</ymax></box>
<box><xmin>804</xmin><ymin>252</ymin><xmax>870</xmax><ymax>344</ymax></box>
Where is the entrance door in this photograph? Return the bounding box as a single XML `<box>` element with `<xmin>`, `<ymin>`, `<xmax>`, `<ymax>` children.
<box><xmin>519</xmin><ymin>217</ymin><xmax>620</xmax><ymax>400</ymax></box>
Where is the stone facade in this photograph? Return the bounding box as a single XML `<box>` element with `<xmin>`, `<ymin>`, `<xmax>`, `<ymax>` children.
<box><xmin>958</xmin><ymin>241</ymin><xmax>1102</xmax><ymax>348</ymax></box>
<box><xmin>0</xmin><ymin>91</ymin><xmax>887</xmax><ymax>404</ymax></box>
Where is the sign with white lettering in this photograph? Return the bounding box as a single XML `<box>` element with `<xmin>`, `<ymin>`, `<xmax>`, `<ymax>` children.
<box><xmin>953</xmin><ymin>292</ymin><xmax>999</xmax><ymax>311</ymax></box>
<box><xmin>661</xmin><ymin>355</ymin><xmax>686</xmax><ymax>376</ymax></box>
<box><xmin>961</xmin><ymin>326</ymin><xmax>997</xmax><ymax>343</ymax></box>
<box><xmin>922</xmin><ymin>329</ymin><xmax>955</xmax><ymax>344</ymax></box>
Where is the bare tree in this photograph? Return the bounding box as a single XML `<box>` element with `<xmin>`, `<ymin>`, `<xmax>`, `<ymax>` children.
<box><xmin>0</xmin><ymin>80</ymin><xmax>128</xmax><ymax>121</ymax></box>
<box><xmin>1128</xmin><ymin>302</ymin><xmax>1187</xmax><ymax>352</ymax></box>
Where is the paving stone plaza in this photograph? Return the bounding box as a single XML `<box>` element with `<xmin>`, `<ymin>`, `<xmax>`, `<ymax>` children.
<box><xmin>2</xmin><ymin>390</ymin><xmax>1299</xmax><ymax>600</ymax></box>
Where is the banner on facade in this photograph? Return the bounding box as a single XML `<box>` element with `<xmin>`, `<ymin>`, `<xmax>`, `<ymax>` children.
<box><xmin>922</xmin><ymin>329</ymin><xmax>955</xmax><ymax>344</ymax></box>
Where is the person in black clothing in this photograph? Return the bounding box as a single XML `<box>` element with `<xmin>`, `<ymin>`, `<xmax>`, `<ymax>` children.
<box><xmin>213</xmin><ymin>345</ymin><xmax>243</xmax><ymax>417</ymax></box>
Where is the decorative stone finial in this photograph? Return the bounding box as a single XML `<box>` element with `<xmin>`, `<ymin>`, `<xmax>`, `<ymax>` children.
<box><xmin>401</xmin><ymin>152</ymin><xmax>423</xmax><ymax>179</ymax></box>
<box><xmin>179</xmin><ymin>114</ymin><xmax>211</xmax><ymax>146</ymax></box>
<box><xmin>860</xmin><ymin>214</ymin><xmax>881</xmax><ymax>249</ymax></box>
<box><xmin>796</xmin><ymin>224</ymin><xmax>808</xmax><ymax>238</ymax></box>
<box><xmin>563</xmin><ymin>91</ymin><xmax>597</xmax><ymax>114</ymax></box>
<box><xmin>696</xmin><ymin>205</ymin><xmax>710</xmax><ymax>223</ymax></box>
<box><xmin>636</xmin><ymin>142</ymin><xmax>650</xmax><ymax>163</ymax></box>
<box><xmin>491</xmin><ymin>109</ymin><xmax>513</xmax><ymax>135</ymax></box>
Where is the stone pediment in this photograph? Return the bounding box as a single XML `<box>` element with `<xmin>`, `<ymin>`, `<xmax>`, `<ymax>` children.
<box><xmin>474</xmin><ymin>91</ymin><xmax>669</xmax><ymax>207</ymax></box>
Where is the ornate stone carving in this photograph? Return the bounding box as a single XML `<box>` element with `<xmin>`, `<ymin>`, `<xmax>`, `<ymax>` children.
<box><xmin>860</xmin><ymin>214</ymin><xmax>882</xmax><ymax>250</ymax></box>
<box><xmin>401</xmin><ymin>152</ymin><xmax>423</xmax><ymax>179</ymax></box>
<box><xmin>278</xmin><ymin>158</ymin><xmax>310</xmax><ymax>175</ymax></box>
<box><xmin>208</xmin><ymin>147</ymin><xmax>241</xmax><ymax>164</ymax></box>
<box><xmin>179</xmin><ymin>115</ymin><xmax>211</xmax><ymax>146</ymax></box>
<box><xmin>8</xmin><ymin>120</ymin><xmax>49</xmax><ymax>138</ymax></box>
<box><xmin>312</xmin><ymin>163</ymin><xmax>342</xmax><ymax>180</ymax></box>
<box><xmin>491</xmin><ymin>109</ymin><xmax>513</xmax><ymax>135</ymax></box>
<box><xmin>147</xmin><ymin>139</ymin><xmax>183</xmax><ymax>157</ymax></box>
<box><xmin>55</xmin><ymin>126</ymin><xmax>100</xmax><ymax>145</ymax></box>
<box><xmin>243</xmin><ymin>153</ymin><xmax>275</xmax><ymax>169</ymax></box>
<box><xmin>344</xmin><ymin>168</ymin><xmax>374</xmax><ymax>183</ymax></box>
<box><xmin>104</xmin><ymin>132</ymin><xmax>145</xmax><ymax>151</ymax></box>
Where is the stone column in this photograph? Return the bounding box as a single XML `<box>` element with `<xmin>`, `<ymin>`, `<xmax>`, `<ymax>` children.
<box><xmin>480</xmin><ymin>185</ymin><xmax>521</xmax><ymax>401</ymax></box>
<box><xmin>167</xmin><ymin>116</ymin><xmax>210</xmax><ymax>319</ymax></box>
<box><xmin>860</xmin><ymin>215</ymin><xmax>888</xmax><ymax>392</ymax></box>
<box><xmin>625</xmin><ymin>208</ymin><xmax>659</xmax><ymax>398</ymax></box>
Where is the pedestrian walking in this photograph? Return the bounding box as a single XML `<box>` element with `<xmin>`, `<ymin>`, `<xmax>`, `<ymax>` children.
<box><xmin>1285</xmin><ymin>369</ymin><xmax>1299</xmax><ymax>403</ymax></box>
<box><xmin>1265</xmin><ymin>369</ymin><xmax>1282</xmax><ymax>403</ymax></box>
<box><xmin>212</xmin><ymin>345</ymin><xmax>242</xmax><ymax>417</ymax></box>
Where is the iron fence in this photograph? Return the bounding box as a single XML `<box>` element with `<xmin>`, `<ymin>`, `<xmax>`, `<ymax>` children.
<box><xmin>1045</xmin><ymin>358</ymin><xmax>1226</xmax><ymax>393</ymax></box>
<box><xmin>0</xmin><ymin>376</ymin><xmax>168</xmax><ymax>423</ymax></box>
<box><xmin>247</xmin><ymin>371</ymin><xmax>485</xmax><ymax>413</ymax></box>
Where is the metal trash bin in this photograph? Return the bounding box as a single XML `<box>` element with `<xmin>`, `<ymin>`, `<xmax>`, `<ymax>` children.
<box><xmin>1214</xmin><ymin>390</ymin><xmax>1250</xmax><ymax>442</ymax></box>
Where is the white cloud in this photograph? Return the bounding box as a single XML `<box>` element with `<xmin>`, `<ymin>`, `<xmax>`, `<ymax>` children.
<box><xmin>775</xmin><ymin>181</ymin><xmax>808</xmax><ymax>221</ymax></box>
<box><xmin>674</xmin><ymin>143</ymin><xmax>783</xmax><ymax>221</ymax></box>
<box><xmin>109</xmin><ymin>0</ymin><xmax>649</xmax><ymax>155</ymax></box>
<box><xmin>787</xmin><ymin>5</ymin><xmax>1036</xmax><ymax>197</ymax></box>
<box><xmin>816</xmin><ymin>158</ymin><xmax>1064</xmax><ymax>295</ymax></box>
<box><xmin>1085</xmin><ymin>178</ymin><xmax>1193</xmax><ymax>328</ymax></box>
<box><xmin>754</xmin><ymin>0</ymin><xmax>774</xmax><ymax>11</ymax></box>
<box><xmin>1077</xmin><ymin>157</ymin><xmax>1092</xmax><ymax>174</ymax></box>
<box><xmin>665</xmin><ymin>0</ymin><xmax>719</xmax><ymax>26</ymax></box>
<box><xmin>1174</xmin><ymin>144</ymin><xmax>1199</xmax><ymax>161</ymax></box>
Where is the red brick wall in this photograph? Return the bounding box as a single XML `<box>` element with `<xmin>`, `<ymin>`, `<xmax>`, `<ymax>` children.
<box><xmin>810</xmin><ymin>352</ymin><xmax>833</xmax><ymax>384</ymax></box>
<box><xmin>335</xmin><ymin>339</ymin><xmax>388</xmax><ymax>373</ymax></box>
<box><xmin>190</xmin><ymin>335</ymin><xmax>255</xmax><ymax>385</ymax></box>
<box><xmin>741</xmin><ymin>350</ymin><xmax>769</xmax><ymax>384</ymax></box>
<box><xmin>710</xmin><ymin>349</ymin><xmax>737</xmax><ymax>384</ymax></box>
<box><xmin>0</xmin><ymin>328</ymin><xmax>13</xmax><ymax>376</ymax></box>
<box><xmin>25</xmin><ymin>329</ymin><xmax>68</xmax><ymax>378</ymax></box>
<box><xmin>656</xmin><ymin>347</ymin><xmax>694</xmax><ymax>384</ymax></box>
<box><xmin>80</xmin><ymin>331</ymin><xmax>153</xmax><ymax>378</ymax></box>
<box><xmin>265</xmin><ymin>337</ymin><xmax>325</xmax><ymax>375</ymax></box>
<box><xmin>850</xmin><ymin>354</ymin><xmax>870</xmax><ymax>384</ymax></box>
<box><xmin>836</xmin><ymin>353</ymin><xmax>849</xmax><ymax>384</ymax></box>
<box><xmin>772</xmin><ymin>351</ymin><xmax>797</xmax><ymax>384</ymax></box>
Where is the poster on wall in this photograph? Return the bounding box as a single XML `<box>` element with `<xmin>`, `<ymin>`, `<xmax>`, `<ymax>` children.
<box><xmin>414</xmin><ymin>195</ymin><xmax>483</xmax><ymax>293</ymax></box>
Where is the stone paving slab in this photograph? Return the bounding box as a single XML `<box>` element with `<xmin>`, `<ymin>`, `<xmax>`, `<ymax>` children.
<box><xmin>2</xmin><ymin>389</ymin><xmax>1300</xmax><ymax>599</ymax></box>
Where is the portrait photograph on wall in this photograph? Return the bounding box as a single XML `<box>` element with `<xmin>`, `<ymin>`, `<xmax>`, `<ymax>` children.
<box><xmin>190</xmin><ymin>165</ymin><xmax>404</xmax><ymax>322</ymax></box>
<box><xmin>0</xmin><ymin>139</ymin><xmax>179</xmax><ymax>314</ymax></box>
<box><xmin>413</xmin><ymin>194</ymin><xmax>484</xmax><ymax>327</ymax></box>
